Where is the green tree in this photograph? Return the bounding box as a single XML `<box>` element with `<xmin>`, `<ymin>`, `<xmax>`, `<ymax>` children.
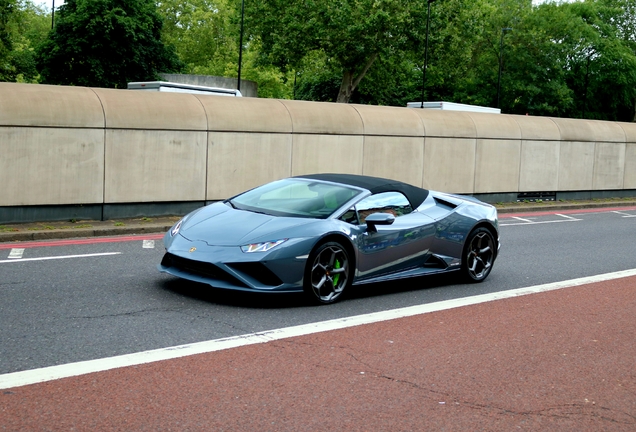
<box><xmin>245</xmin><ymin>0</ymin><xmax>428</xmax><ymax>103</ymax></box>
<box><xmin>0</xmin><ymin>0</ymin><xmax>49</xmax><ymax>82</ymax></box>
<box><xmin>36</xmin><ymin>0</ymin><xmax>183</xmax><ymax>88</ymax></box>
<box><xmin>158</xmin><ymin>0</ymin><xmax>293</xmax><ymax>98</ymax></box>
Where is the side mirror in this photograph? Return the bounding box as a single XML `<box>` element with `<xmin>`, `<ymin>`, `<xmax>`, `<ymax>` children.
<box><xmin>365</xmin><ymin>212</ymin><xmax>395</xmax><ymax>232</ymax></box>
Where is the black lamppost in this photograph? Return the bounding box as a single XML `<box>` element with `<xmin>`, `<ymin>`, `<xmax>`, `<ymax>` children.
<box><xmin>51</xmin><ymin>0</ymin><xmax>55</xmax><ymax>28</ymax></box>
<box><xmin>496</xmin><ymin>27</ymin><xmax>512</xmax><ymax>109</ymax></box>
<box><xmin>237</xmin><ymin>0</ymin><xmax>245</xmax><ymax>92</ymax></box>
<box><xmin>420</xmin><ymin>0</ymin><xmax>436</xmax><ymax>108</ymax></box>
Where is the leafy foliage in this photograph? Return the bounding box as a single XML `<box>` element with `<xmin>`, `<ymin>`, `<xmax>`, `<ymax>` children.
<box><xmin>36</xmin><ymin>0</ymin><xmax>183</xmax><ymax>88</ymax></box>
<box><xmin>3</xmin><ymin>0</ymin><xmax>635</xmax><ymax>121</ymax></box>
<box><xmin>244</xmin><ymin>0</ymin><xmax>428</xmax><ymax>102</ymax></box>
<box><xmin>0</xmin><ymin>0</ymin><xmax>49</xmax><ymax>82</ymax></box>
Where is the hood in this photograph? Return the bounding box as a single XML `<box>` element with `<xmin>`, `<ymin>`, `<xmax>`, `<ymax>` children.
<box><xmin>179</xmin><ymin>202</ymin><xmax>318</xmax><ymax>246</ymax></box>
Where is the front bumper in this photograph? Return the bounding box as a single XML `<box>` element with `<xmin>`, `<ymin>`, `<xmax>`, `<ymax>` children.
<box><xmin>158</xmin><ymin>234</ymin><xmax>313</xmax><ymax>293</ymax></box>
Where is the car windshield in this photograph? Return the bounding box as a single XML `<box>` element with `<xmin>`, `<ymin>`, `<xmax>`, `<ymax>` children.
<box><xmin>229</xmin><ymin>178</ymin><xmax>362</xmax><ymax>219</ymax></box>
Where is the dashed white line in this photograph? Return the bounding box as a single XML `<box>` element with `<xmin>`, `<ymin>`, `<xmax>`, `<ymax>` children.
<box><xmin>0</xmin><ymin>252</ymin><xmax>121</xmax><ymax>264</ymax></box>
<box><xmin>7</xmin><ymin>248</ymin><xmax>24</xmax><ymax>259</ymax></box>
<box><xmin>2</xmin><ymin>267</ymin><xmax>636</xmax><ymax>390</ymax></box>
<box><xmin>501</xmin><ymin>219</ymin><xmax>582</xmax><ymax>227</ymax></box>
<box><xmin>511</xmin><ymin>216</ymin><xmax>534</xmax><ymax>223</ymax></box>
<box><xmin>142</xmin><ymin>240</ymin><xmax>155</xmax><ymax>249</ymax></box>
<box><xmin>612</xmin><ymin>211</ymin><xmax>636</xmax><ymax>218</ymax></box>
<box><xmin>555</xmin><ymin>213</ymin><xmax>582</xmax><ymax>221</ymax></box>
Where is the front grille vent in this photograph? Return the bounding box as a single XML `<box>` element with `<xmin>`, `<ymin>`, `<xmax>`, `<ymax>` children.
<box><xmin>161</xmin><ymin>253</ymin><xmax>248</xmax><ymax>288</ymax></box>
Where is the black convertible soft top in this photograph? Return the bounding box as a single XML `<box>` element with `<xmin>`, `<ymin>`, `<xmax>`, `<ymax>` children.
<box><xmin>296</xmin><ymin>173</ymin><xmax>430</xmax><ymax>209</ymax></box>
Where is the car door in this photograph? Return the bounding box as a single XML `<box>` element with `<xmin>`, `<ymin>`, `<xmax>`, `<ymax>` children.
<box><xmin>351</xmin><ymin>192</ymin><xmax>436</xmax><ymax>280</ymax></box>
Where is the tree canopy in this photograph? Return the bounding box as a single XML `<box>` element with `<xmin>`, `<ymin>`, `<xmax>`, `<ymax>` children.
<box><xmin>1</xmin><ymin>0</ymin><xmax>635</xmax><ymax>121</ymax></box>
<box><xmin>36</xmin><ymin>0</ymin><xmax>183</xmax><ymax>88</ymax></box>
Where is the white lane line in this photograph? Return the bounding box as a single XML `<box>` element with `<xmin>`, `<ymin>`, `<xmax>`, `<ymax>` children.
<box><xmin>2</xmin><ymin>267</ymin><xmax>636</xmax><ymax>390</ymax></box>
<box><xmin>0</xmin><ymin>252</ymin><xmax>121</xmax><ymax>264</ymax></box>
<box><xmin>7</xmin><ymin>248</ymin><xmax>24</xmax><ymax>259</ymax></box>
<box><xmin>142</xmin><ymin>240</ymin><xmax>155</xmax><ymax>249</ymax></box>
<box><xmin>511</xmin><ymin>216</ymin><xmax>534</xmax><ymax>223</ymax></box>
<box><xmin>555</xmin><ymin>213</ymin><xmax>582</xmax><ymax>221</ymax></box>
<box><xmin>500</xmin><ymin>219</ymin><xmax>582</xmax><ymax>227</ymax></box>
<box><xmin>612</xmin><ymin>211</ymin><xmax>636</xmax><ymax>218</ymax></box>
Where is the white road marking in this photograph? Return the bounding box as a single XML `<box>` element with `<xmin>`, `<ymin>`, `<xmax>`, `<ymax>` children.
<box><xmin>7</xmin><ymin>248</ymin><xmax>24</xmax><ymax>259</ymax></box>
<box><xmin>1</xmin><ymin>267</ymin><xmax>636</xmax><ymax>390</ymax></box>
<box><xmin>0</xmin><ymin>252</ymin><xmax>121</xmax><ymax>264</ymax></box>
<box><xmin>500</xmin><ymin>219</ymin><xmax>582</xmax><ymax>227</ymax></box>
<box><xmin>555</xmin><ymin>213</ymin><xmax>581</xmax><ymax>221</ymax></box>
<box><xmin>511</xmin><ymin>216</ymin><xmax>534</xmax><ymax>223</ymax></box>
<box><xmin>142</xmin><ymin>240</ymin><xmax>155</xmax><ymax>249</ymax></box>
<box><xmin>612</xmin><ymin>211</ymin><xmax>636</xmax><ymax>218</ymax></box>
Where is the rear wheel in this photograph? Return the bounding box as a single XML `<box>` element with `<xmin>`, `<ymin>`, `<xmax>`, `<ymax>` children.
<box><xmin>304</xmin><ymin>241</ymin><xmax>351</xmax><ymax>304</ymax></box>
<box><xmin>462</xmin><ymin>227</ymin><xmax>495</xmax><ymax>282</ymax></box>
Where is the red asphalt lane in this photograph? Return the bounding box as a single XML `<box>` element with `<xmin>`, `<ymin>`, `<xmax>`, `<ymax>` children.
<box><xmin>1</xmin><ymin>275</ymin><xmax>635</xmax><ymax>431</ymax></box>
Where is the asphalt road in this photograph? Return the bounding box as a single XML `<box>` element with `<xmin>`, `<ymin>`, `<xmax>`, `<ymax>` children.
<box><xmin>1</xmin><ymin>207</ymin><xmax>635</xmax><ymax>375</ymax></box>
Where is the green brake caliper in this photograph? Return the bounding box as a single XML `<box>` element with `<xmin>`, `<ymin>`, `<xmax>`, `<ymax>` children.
<box><xmin>332</xmin><ymin>259</ymin><xmax>341</xmax><ymax>287</ymax></box>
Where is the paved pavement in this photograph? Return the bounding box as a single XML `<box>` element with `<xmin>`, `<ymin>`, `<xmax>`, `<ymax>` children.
<box><xmin>1</xmin><ymin>273</ymin><xmax>635</xmax><ymax>430</ymax></box>
<box><xmin>1</xmin><ymin>199</ymin><xmax>635</xmax><ymax>243</ymax></box>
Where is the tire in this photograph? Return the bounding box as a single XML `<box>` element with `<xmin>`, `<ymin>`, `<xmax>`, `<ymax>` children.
<box><xmin>304</xmin><ymin>241</ymin><xmax>351</xmax><ymax>305</ymax></box>
<box><xmin>462</xmin><ymin>227</ymin><xmax>496</xmax><ymax>282</ymax></box>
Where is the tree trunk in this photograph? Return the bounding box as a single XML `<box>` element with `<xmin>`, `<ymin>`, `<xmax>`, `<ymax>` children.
<box><xmin>335</xmin><ymin>53</ymin><xmax>378</xmax><ymax>103</ymax></box>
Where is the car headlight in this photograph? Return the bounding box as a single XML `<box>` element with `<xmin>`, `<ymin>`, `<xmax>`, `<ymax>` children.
<box><xmin>241</xmin><ymin>239</ymin><xmax>287</xmax><ymax>253</ymax></box>
<box><xmin>170</xmin><ymin>219</ymin><xmax>183</xmax><ymax>237</ymax></box>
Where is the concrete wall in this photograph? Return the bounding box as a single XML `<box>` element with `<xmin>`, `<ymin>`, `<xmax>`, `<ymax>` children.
<box><xmin>1</xmin><ymin>82</ymin><xmax>636</xmax><ymax>222</ymax></box>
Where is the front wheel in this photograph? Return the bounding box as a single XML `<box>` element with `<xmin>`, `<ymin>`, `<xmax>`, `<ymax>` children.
<box><xmin>304</xmin><ymin>241</ymin><xmax>351</xmax><ymax>305</ymax></box>
<box><xmin>462</xmin><ymin>227</ymin><xmax>496</xmax><ymax>282</ymax></box>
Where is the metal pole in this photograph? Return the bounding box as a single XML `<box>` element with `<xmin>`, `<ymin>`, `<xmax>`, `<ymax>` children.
<box><xmin>51</xmin><ymin>0</ymin><xmax>55</xmax><ymax>28</ymax></box>
<box><xmin>496</xmin><ymin>27</ymin><xmax>512</xmax><ymax>109</ymax></box>
<box><xmin>237</xmin><ymin>0</ymin><xmax>245</xmax><ymax>92</ymax></box>
<box><xmin>421</xmin><ymin>0</ymin><xmax>435</xmax><ymax>108</ymax></box>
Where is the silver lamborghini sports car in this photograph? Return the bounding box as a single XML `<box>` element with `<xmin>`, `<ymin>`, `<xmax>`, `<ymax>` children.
<box><xmin>159</xmin><ymin>174</ymin><xmax>500</xmax><ymax>304</ymax></box>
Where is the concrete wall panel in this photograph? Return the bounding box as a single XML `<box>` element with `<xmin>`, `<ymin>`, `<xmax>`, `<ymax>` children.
<box><xmin>512</xmin><ymin>115</ymin><xmax>560</xmax><ymax>141</ymax></box>
<box><xmin>291</xmin><ymin>134</ymin><xmax>364</xmax><ymax>176</ymax></box>
<box><xmin>519</xmin><ymin>141</ymin><xmax>560</xmax><ymax>192</ymax></box>
<box><xmin>552</xmin><ymin>118</ymin><xmax>595</xmax><ymax>142</ymax></box>
<box><xmin>618</xmin><ymin>122</ymin><xmax>636</xmax><ymax>143</ymax></box>
<box><xmin>558</xmin><ymin>142</ymin><xmax>595</xmax><ymax>191</ymax></box>
<box><xmin>352</xmin><ymin>105</ymin><xmax>424</xmax><ymax>136</ymax></box>
<box><xmin>590</xmin><ymin>120</ymin><xmax>626</xmax><ymax>143</ymax></box>
<box><xmin>104</xmin><ymin>130</ymin><xmax>207</xmax><ymax>202</ymax></box>
<box><xmin>93</xmin><ymin>88</ymin><xmax>207</xmax><ymax>131</ymax></box>
<box><xmin>593</xmin><ymin>142</ymin><xmax>625</xmax><ymax>190</ymax></box>
<box><xmin>474</xmin><ymin>139</ymin><xmax>521</xmax><ymax>193</ymax></box>
<box><xmin>281</xmin><ymin>100</ymin><xmax>363</xmax><ymax>135</ymax></box>
<box><xmin>207</xmin><ymin>132</ymin><xmax>292</xmax><ymax>199</ymax></box>
<box><xmin>468</xmin><ymin>112</ymin><xmax>521</xmax><ymax>140</ymax></box>
<box><xmin>624</xmin><ymin>143</ymin><xmax>636</xmax><ymax>188</ymax></box>
<box><xmin>0</xmin><ymin>127</ymin><xmax>103</xmax><ymax>205</ymax></box>
<box><xmin>411</xmin><ymin>110</ymin><xmax>477</xmax><ymax>138</ymax></box>
<box><xmin>362</xmin><ymin>136</ymin><xmax>424</xmax><ymax>186</ymax></box>
<box><xmin>422</xmin><ymin>137</ymin><xmax>476</xmax><ymax>194</ymax></box>
<box><xmin>0</xmin><ymin>83</ymin><xmax>104</xmax><ymax>128</ymax></box>
<box><xmin>198</xmin><ymin>97</ymin><xmax>292</xmax><ymax>133</ymax></box>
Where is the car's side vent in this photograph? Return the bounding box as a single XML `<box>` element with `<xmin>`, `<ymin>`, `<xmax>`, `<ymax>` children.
<box><xmin>434</xmin><ymin>197</ymin><xmax>458</xmax><ymax>210</ymax></box>
<box><xmin>423</xmin><ymin>254</ymin><xmax>448</xmax><ymax>269</ymax></box>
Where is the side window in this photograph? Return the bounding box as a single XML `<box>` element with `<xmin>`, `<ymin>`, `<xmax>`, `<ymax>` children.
<box><xmin>355</xmin><ymin>192</ymin><xmax>413</xmax><ymax>224</ymax></box>
<box><xmin>339</xmin><ymin>207</ymin><xmax>359</xmax><ymax>225</ymax></box>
